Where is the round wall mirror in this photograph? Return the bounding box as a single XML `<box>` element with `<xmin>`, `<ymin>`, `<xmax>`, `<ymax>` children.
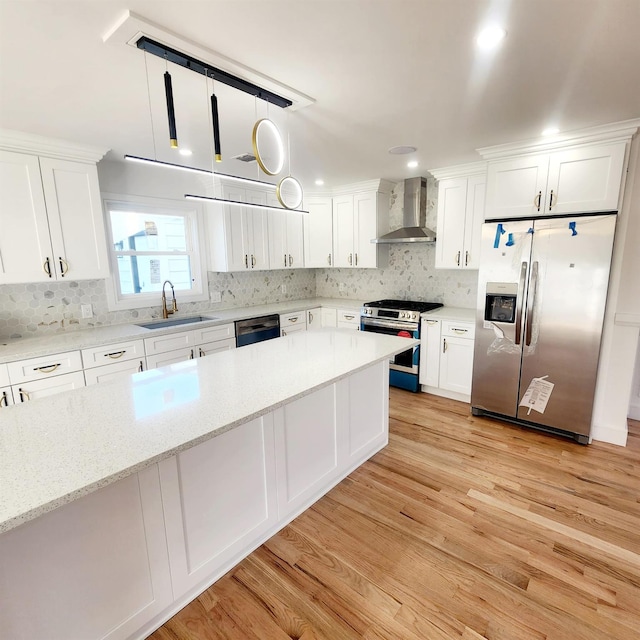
<box><xmin>252</xmin><ymin>118</ymin><xmax>285</xmax><ymax>176</ymax></box>
<box><xmin>277</xmin><ymin>176</ymin><xmax>303</xmax><ymax>210</ymax></box>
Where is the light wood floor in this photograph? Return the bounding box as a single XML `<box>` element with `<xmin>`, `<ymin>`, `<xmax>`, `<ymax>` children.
<box><xmin>151</xmin><ymin>389</ymin><xmax>640</xmax><ymax>640</ymax></box>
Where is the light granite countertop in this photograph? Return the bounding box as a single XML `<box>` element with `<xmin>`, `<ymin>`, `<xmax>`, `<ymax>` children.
<box><xmin>0</xmin><ymin>297</ymin><xmax>365</xmax><ymax>364</ymax></box>
<box><xmin>0</xmin><ymin>329</ymin><xmax>416</xmax><ymax>533</ymax></box>
<box><xmin>422</xmin><ymin>306</ymin><xmax>476</xmax><ymax>322</ymax></box>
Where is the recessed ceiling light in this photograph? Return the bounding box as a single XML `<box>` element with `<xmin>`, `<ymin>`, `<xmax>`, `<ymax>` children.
<box><xmin>476</xmin><ymin>26</ymin><xmax>507</xmax><ymax>50</ymax></box>
<box><xmin>315</xmin><ymin>179</ymin><xmax>325</xmax><ymax>186</ymax></box>
<box><xmin>179</xmin><ymin>148</ymin><xmax>193</xmax><ymax>156</ymax></box>
<box><xmin>389</xmin><ymin>145</ymin><xmax>417</xmax><ymax>155</ymax></box>
<box><xmin>542</xmin><ymin>126</ymin><xmax>560</xmax><ymax>136</ymax></box>
<box><xmin>407</xmin><ymin>160</ymin><xmax>419</xmax><ymax>168</ymax></box>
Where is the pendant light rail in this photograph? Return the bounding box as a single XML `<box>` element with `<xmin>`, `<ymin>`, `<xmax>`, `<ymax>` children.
<box><xmin>136</xmin><ymin>36</ymin><xmax>293</xmax><ymax>109</ymax></box>
<box><xmin>185</xmin><ymin>194</ymin><xmax>308</xmax><ymax>215</ymax></box>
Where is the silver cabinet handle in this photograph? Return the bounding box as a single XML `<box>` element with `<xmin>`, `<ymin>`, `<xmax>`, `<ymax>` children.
<box><xmin>348</xmin><ymin>253</ymin><xmax>353</xmax><ymax>265</ymax></box>
<box><xmin>327</xmin><ymin>253</ymin><xmax>332</xmax><ymax>266</ymax></box>
<box><xmin>456</xmin><ymin>251</ymin><xmax>461</xmax><ymax>266</ymax></box>
<box><xmin>443</xmin><ymin>338</ymin><xmax>447</xmax><ymax>353</ymax></box>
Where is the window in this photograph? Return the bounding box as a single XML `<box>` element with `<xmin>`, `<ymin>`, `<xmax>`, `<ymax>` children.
<box><xmin>104</xmin><ymin>195</ymin><xmax>208</xmax><ymax>310</ymax></box>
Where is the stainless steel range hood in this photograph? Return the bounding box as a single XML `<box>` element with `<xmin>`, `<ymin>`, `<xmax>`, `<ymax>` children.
<box><xmin>372</xmin><ymin>176</ymin><xmax>436</xmax><ymax>243</ymax></box>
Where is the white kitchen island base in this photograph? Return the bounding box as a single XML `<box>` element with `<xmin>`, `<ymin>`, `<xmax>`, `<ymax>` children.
<box><xmin>0</xmin><ymin>351</ymin><xmax>394</xmax><ymax>640</ymax></box>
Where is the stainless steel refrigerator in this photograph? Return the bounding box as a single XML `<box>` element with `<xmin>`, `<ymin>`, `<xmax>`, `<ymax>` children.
<box><xmin>471</xmin><ymin>213</ymin><xmax>616</xmax><ymax>443</ymax></box>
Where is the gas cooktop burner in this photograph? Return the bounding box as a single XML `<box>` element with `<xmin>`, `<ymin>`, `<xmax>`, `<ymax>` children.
<box><xmin>363</xmin><ymin>299</ymin><xmax>443</xmax><ymax>313</ymax></box>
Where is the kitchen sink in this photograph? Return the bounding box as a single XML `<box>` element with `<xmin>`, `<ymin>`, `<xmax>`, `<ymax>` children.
<box><xmin>136</xmin><ymin>315</ymin><xmax>218</xmax><ymax>330</ymax></box>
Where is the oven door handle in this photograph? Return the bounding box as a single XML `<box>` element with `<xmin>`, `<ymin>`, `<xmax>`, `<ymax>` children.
<box><xmin>361</xmin><ymin>317</ymin><xmax>419</xmax><ymax>332</ymax></box>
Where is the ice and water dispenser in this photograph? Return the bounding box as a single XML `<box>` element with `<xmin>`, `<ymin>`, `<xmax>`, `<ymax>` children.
<box><xmin>484</xmin><ymin>282</ymin><xmax>518</xmax><ymax>323</ymax></box>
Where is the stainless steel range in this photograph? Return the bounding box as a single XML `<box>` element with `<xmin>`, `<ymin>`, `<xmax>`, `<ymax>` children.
<box><xmin>360</xmin><ymin>299</ymin><xmax>443</xmax><ymax>392</ymax></box>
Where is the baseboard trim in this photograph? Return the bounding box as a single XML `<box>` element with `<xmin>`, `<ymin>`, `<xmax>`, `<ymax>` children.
<box><xmin>590</xmin><ymin>423</ymin><xmax>629</xmax><ymax>447</ymax></box>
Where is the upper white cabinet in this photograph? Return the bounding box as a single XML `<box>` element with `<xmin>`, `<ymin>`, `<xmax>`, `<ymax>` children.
<box><xmin>331</xmin><ymin>181</ymin><xmax>391</xmax><ymax>269</ymax></box>
<box><xmin>267</xmin><ymin>193</ymin><xmax>304</xmax><ymax>269</ymax></box>
<box><xmin>0</xmin><ymin>131</ymin><xmax>109</xmax><ymax>284</ymax></box>
<box><xmin>207</xmin><ymin>183</ymin><xmax>269</xmax><ymax>271</ymax></box>
<box><xmin>480</xmin><ymin>124</ymin><xmax>634</xmax><ymax>220</ymax></box>
<box><xmin>303</xmin><ymin>196</ymin><xmax>333</xmax><ymax>268</ymax></box>
<box><xmin>432</xmin><ymin>163</ymin><xmax>486</xmax><ymax>270</ymax></box>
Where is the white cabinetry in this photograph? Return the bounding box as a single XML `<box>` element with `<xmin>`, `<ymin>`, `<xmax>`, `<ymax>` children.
<box><xmin>0</xmin><ymin>466</ymin><xmax>173</xmax><ymax>640</ymax></box>
<box><xmin>268</xmin><ymin>192</ymin><xmax>304</xmax><ymax>269</ymax></box>
<box><xmin>306</xmin><ymin>306</ymin><xmax>323</xmax><ymax>330</ymax></box>
<box><xmin>420</xmin><ymin>314</ymin><xmax>475</xmax><ymax>401</ymax></box>
<box><xmin>280</xmin><ymin>310</ymin><xmax>307</xmax><ymax>336</ymax></box>
<box><xmin>337</xmin><ymin>308</ymin><xmax>360</xmax><ymax>330</ymax></box>
<box><xmin>7</xmin><ymin>350</ymin><xmax>85</xmax><ymax>402</ymax></box>
<box><xmin>304</xmin><ymin>196</ymin><xmax>333</xmax><ymax>267</ymax></box>
<box><xmin>0</xmin><ymin>145</ymin><xmax>109</xmax><ymax>284</ymax></box>
<box><xmin>206</xmin><ymin>184</ymin><xmax>269</xmax><ymax>271</ymax></box>
<box><xmin>332</xmin><ymin>182</ymin><xmax>391</xmax><ymax>268</ymax></box>
<box><xmin>431</xmin><ymin>163</ymin><xmax>486</xmax><ymax>270</ymax></box>
<box><xmin>483</xmin><ymin>141</ymin><xmax>627</xmax><ymax>220</ymax></box>
<box><xmin>0</xmin><ymin>364</ymin><xmax>12</xmax><ymax>408</ymax></box>
<box><xmin>82</xmin><ymin>339</ymin><xmax>146</xmax><ymax>385</ymax></box>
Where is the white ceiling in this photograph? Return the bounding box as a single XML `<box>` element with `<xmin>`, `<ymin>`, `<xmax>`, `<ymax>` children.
<box><xmin>1</xmin><ymin>0</ymin><xmax>639</xmax><ymax>190</ymax></box>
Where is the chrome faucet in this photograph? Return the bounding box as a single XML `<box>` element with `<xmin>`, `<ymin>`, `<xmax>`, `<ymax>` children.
<box><xmin>161</xmin><ymin>280</ymin><xmax>178</xmax><ymax>318</ymax></box>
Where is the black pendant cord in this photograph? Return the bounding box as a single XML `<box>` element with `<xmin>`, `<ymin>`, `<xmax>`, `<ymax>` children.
<box><xmin>210</xmin><ymin>91</ymin><xmax>222</xmax><ymax>162</ymax></box>
<box><xmin>164</xmin><ymin>71</ymin><xmax>178</xmax><ymax>148</ymax></box>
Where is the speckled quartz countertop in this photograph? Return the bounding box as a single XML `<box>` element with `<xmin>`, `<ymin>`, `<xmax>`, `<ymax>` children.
<box><xmin>0</xmin><ymin>329</ymin><xmax>416</xmax><ymax>533</ymax></box>
<box><xmin>0</xmin><ymin>297</ymin><xmax>365</xmax><ymax>363</ymax></box>
<box><xmin>422</xmin><ymin>306</ymin><xmax>476</xmax><ymax>322</ymax></box>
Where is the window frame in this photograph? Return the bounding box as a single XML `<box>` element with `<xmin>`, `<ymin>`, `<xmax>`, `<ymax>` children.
<box><xmin>102</xmin><ymin>193</ymin><xmax>209</xmax><ymax>311</ymax></box>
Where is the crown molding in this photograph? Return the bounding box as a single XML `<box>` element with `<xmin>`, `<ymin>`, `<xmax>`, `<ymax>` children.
<box><xmin>428</xmin><ymin>161</ymin><xmax>487</xmax><ymax>181</ymax></box>
<box><xmin>0</xmin><ymin>129</ymin><xmax>109</xmax><ymax>163</ymax></box>
<box><xmin>103</xmin><ymin>11</ymin><xmax>315</xmax><ymax>112</ymax></box>
<box><xmin>478</xmin><ymin>118</ymin><xmax>640</xmax><ymax>161</ymax></box>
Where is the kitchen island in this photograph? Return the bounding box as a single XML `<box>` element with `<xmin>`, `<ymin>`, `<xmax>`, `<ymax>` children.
<box><xmin>0</xmin><ymin>329</ymin><xmax>415</xmax><ymax>640</ymax></box>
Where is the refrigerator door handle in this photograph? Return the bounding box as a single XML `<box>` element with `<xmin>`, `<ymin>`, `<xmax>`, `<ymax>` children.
<box><xmin>525</xmin><ymin>261</ymin><xmax>539</xmax><ymax>346</ymax></box>
<box><xmin>515</xmin><ymin>261</ymin><xmax>528</xmax><ymax>345</ymax></box>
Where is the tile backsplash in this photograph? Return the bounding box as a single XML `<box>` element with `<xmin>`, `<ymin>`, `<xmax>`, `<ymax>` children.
<box><xmin>0</xmin><ymin>178</ymin><xmax>478</xmax><ymax>340</ymax></box>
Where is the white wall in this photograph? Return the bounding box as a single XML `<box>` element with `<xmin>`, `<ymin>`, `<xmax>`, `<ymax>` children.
<box><xmin>591</xmin><ymin>136</ymin><xmax>640</xmax><ymax>445</ymax></box>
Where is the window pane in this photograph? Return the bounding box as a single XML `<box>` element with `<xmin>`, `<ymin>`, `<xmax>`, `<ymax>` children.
<box><xmin>116</xmin><ymin>255</ymin><xmax>193</xmax><ymax>294</ymax></box>
<box><xmin>110</xmin><ymin>210</ymin><xmax>188</xmax><ymax>252</ymax></box>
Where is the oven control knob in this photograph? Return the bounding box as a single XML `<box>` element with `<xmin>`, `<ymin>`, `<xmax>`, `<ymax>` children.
<box><xmin>400</xmin><ymin>311</ymin><xmax>406</xmax><ymax>318</ymax></box>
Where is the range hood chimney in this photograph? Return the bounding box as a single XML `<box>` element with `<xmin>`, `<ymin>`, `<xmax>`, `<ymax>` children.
<box><xmin>373</xmin><ymin>176</ymin><xmax>436</xmax><ymax>243</ymax></box>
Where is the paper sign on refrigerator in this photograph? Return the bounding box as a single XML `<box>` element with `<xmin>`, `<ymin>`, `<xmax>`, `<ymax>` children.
<box><xmin>519</xmin><ymin>375</ymin><xmax>554</xmax><ymax>415</ymax></box>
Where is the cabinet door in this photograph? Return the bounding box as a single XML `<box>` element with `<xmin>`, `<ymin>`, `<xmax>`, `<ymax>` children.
<box><xmin>197</xmin><ymin>337</ymin><xmax>236</xmax><ymax>357</ymax></box>
<box><xmin>1</xmin><ymin>386</ymin><xmax>14</xmax><ymax>408</ymax></box>
<box><xmin>304</xmin><ymin>197</ymin><xmax>333</xmax><ymax>267</ymax></box>
<box><xmin>286</xmin><ymin>211</ymin><xmax>304</xmax><ymax>268</ymax></box>
<box><xmin>545</xmin><ymin>143</ymin><xmax>626</xmax><ymax>215</ymax></box>
<box><xmin>419</xmin><ymin>318</ymin><xmax>441</xmax><ymax>387</ymax></box>
<box><xmin>84</xmin><ymin>358</ymin><xmax>145</xmax><ymax>385</ymax></box>
<box><xmin>267</xmin><ymin>210</ymin><xmax>288</xmax><ymax>269</ymax></box>
<box><xmin>462</xmin><ymin>175</ymin><xmax>486</xmax><ymax>269</ymax></box>
<box><xmin>13</xmin><ymin>370</ymin><xmax>86</xmax><ymax>403</ymax></box>
<box><xmin>332</xmin><ymin>194</ymin><xmax>355</xmax><ymax>267</ymax></box>
<box><xmin>354</xmin><ymin>191</ymin><xmax>378</xmax><ymax>268</ymax></box>
<box><xmin>245</xmin><ymin>188</ymin><xmax>268</xmax><ymax>270</ymax></box>
<box><xmin>222</xmin><ymin>185</ymin><xmax>249</xmax><ymax>271</ymax></box>
<box><xmin>439</xmin><ymin>336</ymin><xmax>474</xmax><ymax>395</ymax></box>
<box><xmin>485</xmin><ymin>155</ymin><xmax>549</xmax><ymax>220</ymax></box>
<box><xmin>306</xmin><ymin>307</ymin><xmax>323</xmax><ymax>330</ymax></box>
<box><xmin>143</xmin><ymin>329</ymin><xmax>195</xmax><ymax>355</ymax></box>
<box><xmin>0</xmin><ymin>150</ymin><xmax>54</xmax><ymax>284</ymax></box>
<box><xmin>146</xmin><ymin>347</ymin><xmax>195</xmax><ymax>370</ymax></box>
<box><xmin>435</xmin><ymin>177</ymin><xmax>467</xmax><ymax>269</ymax></box>
<box><xmin>39</xmin><ymin>157</ymin><xmax>109</xmax><ymax>280</ymax></box>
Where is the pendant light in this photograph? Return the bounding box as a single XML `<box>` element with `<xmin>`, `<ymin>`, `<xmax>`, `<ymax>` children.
<box><xmin>210</xmin><ymin>76</ymin><xmax>222</xmax><ymax>162</ymax></box>
<box><xmin>164</xmin><ymin>68</ymin><xmax>178</xmax><ymax>148</ymax></box>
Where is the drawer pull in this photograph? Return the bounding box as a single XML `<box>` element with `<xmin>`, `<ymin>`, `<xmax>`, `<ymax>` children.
<box><xmin>343</xmin><ymin>314</ymin><xmax>355</xmax><ymax>320</ymax></box>
<box><xmin>105</xmin><ymin>351</ymin><xmax>126</xmax><ymax>359</ymax></box>
<box><xmin>426</xmin><ymin>320</ymin><xmax>438</xmax><ymax>325</ymax></box>
<box><xmin>456</xmin><ymin>251</ymin><xmax>461</xmax><ymax>266</ymax></box>
<box><xmin>465</xmin><ymin>251</ymin><xmax>469</xmax><ymax>267</ymax></box>
<box><xmin>138</xmin><ymin>360</ymin><xmax>144</xmax><ymax>372</ymax></box>
<box><xmin>452</xmin><ymin>328</ymin><xmax>468</xmax><ymax>334</ymax></box>
<box><xmin>0</xmin><ymin>391</ymin><xmax>8</xmax><ymax>407</ymax></box>
<box><xmin>534</xmin><ymin>191</ymin><xmax>542</xmax><ymax>211</ymax></box>
<box><xmin>43</xmin><ymin>257</ymin><xmax>52</xmax><ymax>278</ymax></box>
<box><xmin>34</xmin><ymin>363</ymin><xmax>60</xmax><ymax>374</ymax></box>
<box><xmin>189</xmin><ymin>349</ymin><xmax>195</xmax><ymax>359</ymax></box>
<box><xmin>289</xmin><ymin>316</ymin><xmax>298</xmax><ymax>323</ymax></box>
<box><xmin>19</xmin><ymin>388</ymin><xmax>30</xmax><ymax>402</ymax></box>
<box><xmin>58</xmin><ymin>257</ymin><xmax>69</xmax><ymax>277</ymax></box>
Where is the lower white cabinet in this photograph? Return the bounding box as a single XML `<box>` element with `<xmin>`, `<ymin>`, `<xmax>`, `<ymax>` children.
<box><xmin>321</xmin><ymin>307</ymin><xmax>338</xmax><ymax>327</ymax></box>
<box><xmin>84</xmin><ymin>358</ymin><xmax>145</xmax><ymax>385</ymax></box>
<box><xmin>280</xmin><ymin>310</ymin><xmax>307</xmax><ymax>336</ymax></box>
<box><xmin>159</xmin><ymin>415</ymin><xmax>278</xmax><ymax>598</ymax></box>
<box><xmin>337</xmin><ymin>308</ymin><xmax>360</xmax><ymax>330</ymax></box>
<box><xmin>420</xmin><ymin>316</ymin><xmax>475</xmax><ymax>401</ymax></box>
<box><xmin>0</xmin><ymin>466</ymin><xmax>173</xmax><ymax>640</ymax></box>
<box><xmin>12</xmin><ymin>371</ymin><xmax>86</xmax><ymax>403</ymax></box>
<box><xmin>82</xmin><ymin>339</ymin><xmax>146</xmax><ymax>385</ymax></box>
<box><xmin>146</xmin><ymin>347</ymin><xmax>195</xmax><ymax>370</ymax></box>
<box><xmin>197</xmin><ymin>337</ymin><xmax>235</xmax><ymax>357</ymax></box>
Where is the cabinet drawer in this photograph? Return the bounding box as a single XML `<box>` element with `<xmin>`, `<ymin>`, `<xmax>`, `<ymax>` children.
<box><xmin>337</xmin><ymin>309</ymin><xmax>359</xmax><ymax>325</ymax></box>
<box><xmin>81</xmin><ymin>340</ymin><xmax>145</xmax><ymax>369</ymax></box>
<box><xmin>192</xmin><ymin>323</ymin><xmax>235</xmax><ymax>345</ymax></box>
<box><xmin>279</xmin><ymin>311</ymin><xmax>307</xmax><ymax>330</ymax></box>
<box><xmin>281</xmin><ymin>324</ymin><xmax>307</xmax><ymax>336</ymax></box>
<box><xmin>7</xmin><ymin>350</ymin><xmax>82</xmax><ymax>384</ymax></box>
<box><xmin>144</xmin><ymin>330</ymin><xmax>196</xmax><ymax>356</ymax></box>
<box><xmin>441</xmin><ymin>320</ymin><xmax>475</xmax><ymax>339</ymax></box>
<box><xmin>146</xmin><ymin>348</ymin><xmax>195</xmax><ymax>370</ymax></box>
<box><xmin>12</xmin><ymin>371</ymin><xmax>85</xmax><ymax>402</ymax></box>
<box><xmin>0</xmin><ymin>363</ymin><xmax>9</xmax><ymax>387</ymax></box>
<box><xmin>197</xmin><ymin>337</ymin><xmax>236</xmax><ymax>358</ymax></box>
<box><xmin>84</xmin><ymin>359</ymin><xmax>146</xmax><ymax>385</ymax></box>
<box><xmin>1</xmin><ymin>386</ymin><xmax>14</xmax><ymax>408</ymax></box>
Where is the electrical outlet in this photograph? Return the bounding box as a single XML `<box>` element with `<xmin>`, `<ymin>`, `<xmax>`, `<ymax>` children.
<box><xmin>281</xmin><ymin>284</ymin><xmax>287</xmax><ymax>293</ymax></box>
<box><xmin>211</xmin><ymin>290</ymin><xmax>222</xmax><ymax>303</ymax></box>
<box><xmin>81</xmin><ymin>304</ymin><xmax>93</xmax><ymax>319</ymax></box>
<box><xmin>339</xmin><ymin>282</ymin><xmax>346</xmax><ymax>292</ymax></box>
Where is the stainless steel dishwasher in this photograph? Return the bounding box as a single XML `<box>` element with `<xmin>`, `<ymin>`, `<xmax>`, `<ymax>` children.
<box><xmin>235</xmin><ymin>314</ymin><xmax>281</xmax><ymax>347</ymax></box>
